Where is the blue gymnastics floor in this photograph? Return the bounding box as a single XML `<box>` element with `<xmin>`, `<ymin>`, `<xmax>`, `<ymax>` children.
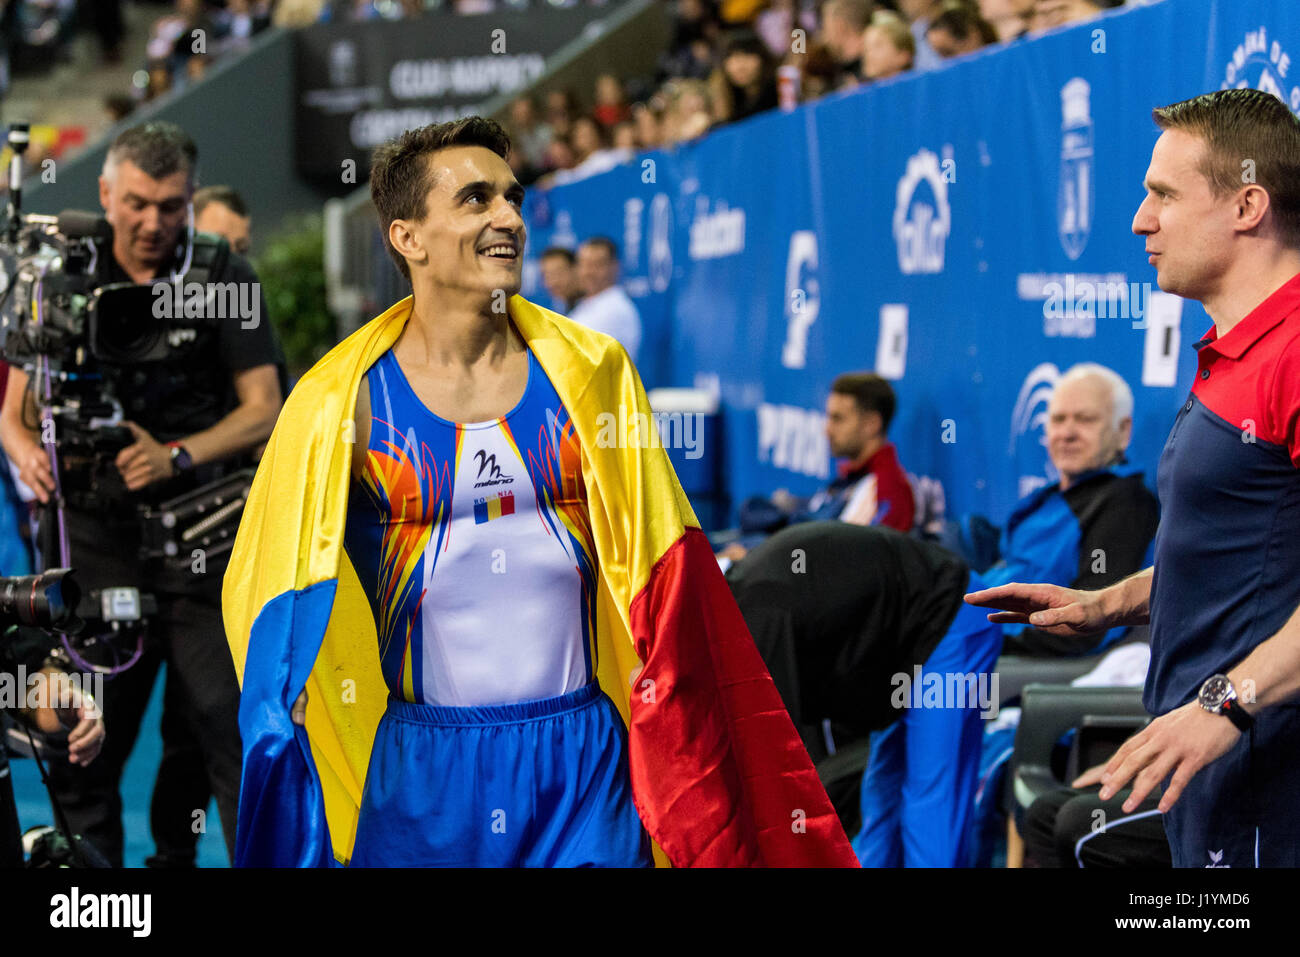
<box><xmin>10</xmin><ymin>663</ymin><xmax>230</xmax><ymax>867</ymax></box>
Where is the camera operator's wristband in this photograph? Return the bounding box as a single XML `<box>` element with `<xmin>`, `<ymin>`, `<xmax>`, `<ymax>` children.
<box><xmin>166</xmin><ymin>442</ymin><xmax>194</xmax><ymax>474</ymax></box>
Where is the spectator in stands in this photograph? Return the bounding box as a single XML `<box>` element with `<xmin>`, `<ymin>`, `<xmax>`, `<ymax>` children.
<box><xmin>570</xmin><ymin>115</ymin><xmax>613</xmax><ymax>168</ymax></box>
<box><xmin>544</xmin><ymin>88</ymin><xmax>579</xmax><ymax>143</ymax></box>
<box><xmin>785</xmin><ymin>41</ymin><xmax>841</xmax><ymax>101</ymax></box>
<box><xmin>818</xmin><ymin>0</ymin><xmax>873</xmax><ymax>88</ymax></box>
<box><xmin>539</xmin><ymin>246</ymin><xmax>581</xmax><ymax>313</ymax></box>
<box><xmin>194</xmin><ymin>185</ymin><xmax>252</xmax><ymax>256</ymax></box>
<box><xmin>978</xmin><ymin>0</ymin><xmax>1035</xmax><ymax>41</ymax></box>
<box><xmin>720</xmin><ymin>372</ymin><xmax>916</xmax><ymax>563</ymax></box>
<box><xmin>340</xmin><ymin>0</ymin><xmax>384</xmax><ymax>20</ymax></box>
<box><xmin>88</xmin><ymin>0</ymin><xmax>126</xmax><ymax>64</ymax></box>
<box><xmin>144</xmin><ymin>57</ymin><xmax>173</xmax><ymax>102</ymax></box>
<box><xmin>507</xmin><ymin>96</ymin><xmax>553</xmax><ymax>172</ymax></box>
<box><xmin>630</xmin><ymin>100</ymin><xmax>664</xmax><ymax>150</ymax></box>
<box><xmin>755</xmin><ymin>0</ymin><xmax>819</xmax><ymax>59</ymax></box>
<box><xmin>506</xmin><ymin>142</ymin><xmax>543</xmax><ymax>188</ymax></box>
<box><xmin>1030</xmin><ymin>0</ymin><xmax>1116</xmax><ymax>33</ymax></box>
<box><xmin>213</xmin><ymin>0</ymin><xmax>272</xmax><ymax>56</ymax></box>
<box><xmin>660</xmin><ymin>78</ymin><xmax>714</xmax><ymax>144</ymax></box>
<box><xmin>593</xmin><ymin>73</ymin><xmax>631</xmax><ymax>129</ymax></box>
<box><xmin>569</xmin><ymin>236</ymin><xmax>642</xmax><ymax>363</ymax></box>
<box><xmin>610</xmin><ymin>120</ymin><xmax>637</xmax><ymax>152</ymax></box>
<box><xmin>537</xmin><ymin>136</ymin><xmax>576</xmax><ymax>184</ymax></box>
<box><xmin>273</xmin><ymin>0</ymin><xmax>330</xmax><ymax>26</ymax></box>
<box><xmin>981</xmin><ymin>363</ymin><xmax>1159</xmax><ymax>657</ymax></box>
<box><xmin>104</xmin><ymin>92</ymin><xmax>136</xmax><ymax>125</ymax></box>
<box><xmin>860</xmin><ymin>10</ymin><xmax>916</xmax><ymax>84</ymax></box>
<box><xmin>545</xmin><ymin>116</ymin><xmax>631</xmax><ymax>185</ymax></box>
<box><xmin>895</xmin><ymin>0</ymin><xmax>948</xmax><ymax>71</ymax></box>
<box><xmin>144</xmin><ymin>3</ymin><xmax>193</xmax><ymax>77</ymax></box>
<box><xmin>710</xmin><ymin>29</ymin><xmax>779</xmax><ymax>126</ymax></box>
<box><xmin>925</xmin><ymin>2</ymin><xmax>998</xmax><ymax>58</ymax></box>
<box><xmin>143</xmin><ymin>0</ymin><xmax>221</xmax><ymax>92</ymax></box>
<box><xmin>658</xmin><ymin>0</ymin><xmax>721</xmax><ymax>83</ymax></box>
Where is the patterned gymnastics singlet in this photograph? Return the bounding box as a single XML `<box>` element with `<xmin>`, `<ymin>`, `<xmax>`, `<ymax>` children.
<box><xmin>342</xmin><ymin>345</ymin><xmax>600</xmax><ymax>707</ymax></box>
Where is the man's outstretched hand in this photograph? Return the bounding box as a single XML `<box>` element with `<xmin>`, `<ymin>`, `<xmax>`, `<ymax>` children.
<box><xmin>963</xmin><ymin>582</ymin><xmax>1108</xmax><ymax>637</ymax></box>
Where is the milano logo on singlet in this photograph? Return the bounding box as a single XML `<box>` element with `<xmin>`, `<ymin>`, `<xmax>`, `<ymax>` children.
<box><xmin>473</xmin><ymin>450</ymin><xmax>514</xmax><ymax>488</ymax></box>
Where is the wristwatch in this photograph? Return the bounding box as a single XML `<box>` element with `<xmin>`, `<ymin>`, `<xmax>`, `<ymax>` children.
<box><xmin>1197</xmin><ymin>673</ymin><xmax>1254</xmax><ymax>732</ymax></box>
<box><xmin>166</xmin><ymin>441</ymin><xmax>194</xmax><ymax>475</ymax></box>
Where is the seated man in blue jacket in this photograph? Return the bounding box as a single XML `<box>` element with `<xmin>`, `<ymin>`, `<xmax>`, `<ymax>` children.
<box><xmin>983</xmin><ymin>362</ymin><xmax>1159</xmax><ymax>657</ymax></box>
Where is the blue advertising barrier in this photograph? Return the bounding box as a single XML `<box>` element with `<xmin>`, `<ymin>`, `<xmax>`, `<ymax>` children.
<box><xmin>521</xmin><ymin>0</ymin><xmax>1300</xmax><ymax>529</ymax></box>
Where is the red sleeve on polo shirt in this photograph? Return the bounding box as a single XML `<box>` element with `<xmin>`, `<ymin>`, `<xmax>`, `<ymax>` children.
<box><xmin>1266</xmin><ymin>332</ymin><xmax>1300</xmax><ymax>466</ymax></box>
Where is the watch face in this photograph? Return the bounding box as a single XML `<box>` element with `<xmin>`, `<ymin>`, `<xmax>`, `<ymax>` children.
<box><xmin>1201</xmin><ymin>675</ymin><xmax>1230</xmax><ymax>709</ymax></box>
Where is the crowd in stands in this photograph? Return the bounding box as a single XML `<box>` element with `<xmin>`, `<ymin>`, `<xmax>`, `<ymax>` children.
<box><xmin>502</xmin><ymin>0</ymin><xmax>1131</xmax><ymax>186</ymax></box>
<box><xmin>3</xmin><ymin>0</ymin><xmax>1132</xmax><ymax>182</ymax></box>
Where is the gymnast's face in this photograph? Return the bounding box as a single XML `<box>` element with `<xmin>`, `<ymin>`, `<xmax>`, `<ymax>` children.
<box><xmin>395</xmin><ymin>145</ymin><xmax>526</xmax><ymax>299</ymax></box>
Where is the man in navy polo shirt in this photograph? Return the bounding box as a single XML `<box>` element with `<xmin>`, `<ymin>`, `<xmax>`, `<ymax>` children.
<box><xmin>967</xmin><ymin>88</ymin><xmax>1300</xmax><ymax>867</ymax></box>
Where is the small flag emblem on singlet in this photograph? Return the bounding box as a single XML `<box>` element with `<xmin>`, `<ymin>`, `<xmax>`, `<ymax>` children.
<box><xmin>473</xmin><ymin>490</ymin><xmax>515</xmax><ymax>524</ymax></box>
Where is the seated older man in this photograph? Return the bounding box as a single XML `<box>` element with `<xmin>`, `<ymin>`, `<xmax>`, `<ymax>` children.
<box><xmin>982</xmin><ymin>362</ymin><xmax>1159</xmax><ymax>656</ymax></box>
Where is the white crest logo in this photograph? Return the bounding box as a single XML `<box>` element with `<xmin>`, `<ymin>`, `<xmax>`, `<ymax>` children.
<box><xmin>1221</xmin><ymin>27</ymin><xmax>1300</xmax><ymax>113</ymax></box>
<box><xmin>622</xmin><ymin>197</ymin><xmax>643</xmax><ymax>271</ymax></box>
<box><xmin>892</xmin><ymin>148</ymin><xmax>951</xmax><ymax>275</ymax></box>
<box><xmin>647</xmin><ymin>193</ymin><xmax>673</xmax><ymax>293</ymax></box>
<box><xmin>329</xmin><ymin>40</ymin><xmax>357</xmax><ymax>87</ymax></box>
<box><xmin>781</xmin><ymin>230</ymin><xmax>820</xmax><ymax>369</ymax></box>
<box><xmin>1010</xmin><ymin>362</ymin><xmax>1061</xmax><ymax>498</ymax></box>
<box><xmin>1058</xmin><ymin>77</ymin><xmax>1094</xmax><ymax>261</ymax></box>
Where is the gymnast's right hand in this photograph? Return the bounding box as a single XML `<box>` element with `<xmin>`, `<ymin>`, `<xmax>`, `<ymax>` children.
<box><xmin>291</xmin><ymin>688</ymin><xmax>308</xmax><ymax>726</ymax></box>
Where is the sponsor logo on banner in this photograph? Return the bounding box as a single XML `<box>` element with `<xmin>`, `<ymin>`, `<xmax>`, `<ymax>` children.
<box><xmin>781</xmin><ymin>230</ymin><xmax>820</xmax><ymax>369</ymax></box>
<box><xmin>1058</xmin><ymin>78</ymin><xmax>1094</xmax><ymax>261</ymax></box>
<box><xmin>688</xmin><ymin>197</ymin><xmax>746</xmax><ymax>260</ymax></box>
<box><xmin>893</xmin><ymin>148</ymin><xmax>951</xmax><ymax>275</ymax></box>
<box><xmin>623</xmin><ymin>197</ymin><xmax>643</xmax><ymax>271</ymax></box>
<box><xmin>756</xmin><ymin>403</ymin><xmax>830</xmax><ymax>478</ymax></box>
<box><xmin>1221</xmin><ymin>27</ymin><xmax>1300</xmax><ymax>113</ymax></box>
<box><xmin>1009</xmin><ymin>362</ymin><xmax>1061</xmax><ymax>498</ymax></box>
<box><xmin>552</xmin><ymin>209</ymin><xmax>577</xmax><ymax>251</ymax></box>
<box><xmin>329</xmin><ymin>41</ymin><xmax>358</xmax><ymax>87</ymax></box>
<box><xmin>876</xmin><ymin>305</ymin><xmax>908</xmax><ymax>380</ymax></box>
<box><xmin>648</xmin><ymin>193</ymin><xmax>673</xmax><ymax>293</ymax></box>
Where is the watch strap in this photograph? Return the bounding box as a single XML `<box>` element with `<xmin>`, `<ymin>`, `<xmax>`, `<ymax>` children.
<box><xmin>1220</xmin><ymin>697</ymin><xmax>1254</xmax><ymax>732</ymax></box>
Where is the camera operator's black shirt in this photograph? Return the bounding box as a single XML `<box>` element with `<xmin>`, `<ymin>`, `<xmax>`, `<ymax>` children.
<box><xmin>95</xmin><ymin>238</ymin><xmax>284</xmax><ymax>453</ymax></box>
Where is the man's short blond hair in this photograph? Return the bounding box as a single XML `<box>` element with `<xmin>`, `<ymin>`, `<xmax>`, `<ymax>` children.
<box><xmin>867</xmin><ymin>10</ymin><xmax>918</xmax><ymax>57</ymax></box>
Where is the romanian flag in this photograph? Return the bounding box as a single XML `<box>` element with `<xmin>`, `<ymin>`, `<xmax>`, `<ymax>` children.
<box><xmin>473</xmin><ymin>490</ymin><xmax>515</xmax><ymax>524</ymax></box>
<box><xmin>222</xmin><ymin>295</ymin><xmax>857</xmax><ymax>867</ymax></box>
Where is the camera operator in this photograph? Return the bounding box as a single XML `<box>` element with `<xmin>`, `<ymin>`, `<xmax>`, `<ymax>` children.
<box><xmin>0</xmin><ymin>121</ymin><xmax>284</xmax><ymax>867</ymax></box>
<box><xmin>2</xmin><ymin>623</ymin><xmax>106</xmax><ymax>867</ymax></box>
